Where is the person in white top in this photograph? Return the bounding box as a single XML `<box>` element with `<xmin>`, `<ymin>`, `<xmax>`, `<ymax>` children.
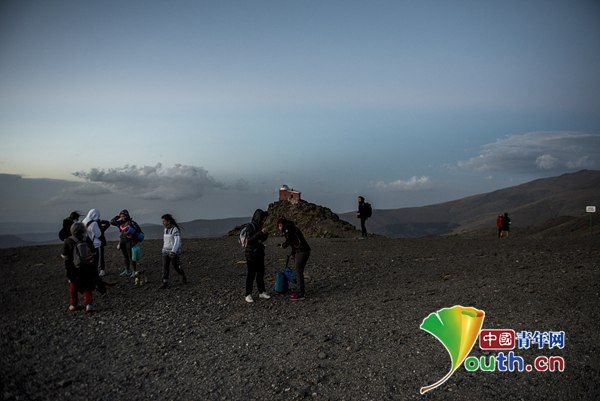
<box><xmin>82</xmin><ymin>208</ymin><xmax>110</xmax><ymax>277</ymax></box>
<box><xmin>160</xmin><ymin>214</ymin><xmax>187</xmax><ymax>289</ymax></box>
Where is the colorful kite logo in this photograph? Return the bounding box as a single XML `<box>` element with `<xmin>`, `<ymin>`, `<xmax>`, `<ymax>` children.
<box><xmin>419</xmin><ymin>305</ymin><xmax>485</xmax><ymax>394</ymax></box>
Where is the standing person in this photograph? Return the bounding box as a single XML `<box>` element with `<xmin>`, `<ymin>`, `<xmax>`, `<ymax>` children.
<box><xmin>357</xmin><ymin>196</ymin><xmax>372</xmax><ymax>238</ymax></box>
<box><xmin>277</xmin><ymin>217</ymin><xmax>311</xmax><ymax>301</ymax></box>
<box><xmin>59</xmin><ymin>211</ymin><xmax>81</xmax><ymax>241</ymax></box>
<box><xmin>243</xmin><ymin>209</ymin><xmax>271</xmax><ymax>303</ymax></box>
<box><xmin>110</xmin><ymin>209</ymin><xmax>142</xmax><ymax>277</ymax></box>
<box><xmin>82</xmin><ymin>209</ymin><xmax>110</xmax><ymax>277</ymax></box>
<box><xmin>61</xmin><ymin>222</ymin><xmax>97</xmax><ymax>314</ymax></box>
<box><xmin>502</xmin><ymin>212</ymin><xmax>511</xmax><ymax>238</ymax></box>
<box><xmin>496</xmin><ymin>214</ymin><xmax>504</xmax><ymax>238</ymax></box>
<box><xmin>160</xmin><ymin>214</ymin><xmax>187</xmax><ymax>289</ymax></box>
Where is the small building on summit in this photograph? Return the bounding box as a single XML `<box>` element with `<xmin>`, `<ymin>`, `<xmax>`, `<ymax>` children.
<box><xmin>279</xmin><ymin>185</ymin><xmax>301</xmax><ymax>204</ymax></box>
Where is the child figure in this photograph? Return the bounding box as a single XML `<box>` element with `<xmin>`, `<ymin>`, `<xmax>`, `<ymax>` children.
<box><xmin>160</xmin><ymin>214</ymin><xmax>187</xmax><ymax>289</ymax></box>
<box><xmin>61</xmin><ymin>222</ymin><xmax>98</xmax><ymax>314</ymax></box>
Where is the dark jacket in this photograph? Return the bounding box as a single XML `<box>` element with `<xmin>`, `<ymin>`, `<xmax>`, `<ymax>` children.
<box><xmin>61</xmin><ymin>235</ymin><xmax>97</xmax><ymax>291</ymax></box>
<box><xmin>358</xmin><ymin>201</ymin><xmax>368</xmax><ymax>220</ymax></box>
<box><xmin>281</xmin><ymin>220</ymin><xmax>311</xmax><ymax>255</ymax></box>
<box><xmin>111</xmin><ymin>210</ymin><xmax>140</xmax><ymax>242</ymax></box>
<box><xmin>245</xmin><ymin>209</ymin><xmax>268</xmax><ymax>258</ymax></box>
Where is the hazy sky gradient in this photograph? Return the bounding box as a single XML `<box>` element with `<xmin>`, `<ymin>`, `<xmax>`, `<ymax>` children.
<box><xmin>1</xmin><ymin>0</ymin><xmax>599</xmax><ymax>222</ymax></box>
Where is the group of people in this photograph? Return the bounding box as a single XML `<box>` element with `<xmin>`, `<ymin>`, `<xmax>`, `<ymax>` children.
<box><xmin>496</xmin><ymin>212</ymin><xmax>512</xmax><ymax>238</ymax></box>
<box><xmin>59</xmin><ymin>209</ymin><xmax>187</xmax><ymax>314</ymax></box>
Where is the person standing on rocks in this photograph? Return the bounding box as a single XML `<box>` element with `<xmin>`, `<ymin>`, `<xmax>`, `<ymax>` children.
<box><xmin>496</xmin><ymin>214</ymin><xmax>504</xmax><ymax>238</ymax></box>
<box><xmin>277</xmin><ymin>217</ymin><xmax>311</xmax><ymax>301</ymax></box>
<box><xmin>61</xmin><ymin>222</ymin><xmax>99</xmax><ymax>314</ymax></box>
<box><xmin>160</xmin><ymin>214</ymin><xmax>187</xmax><ymax>289</ymax></box>
<box><xmin>502</xmin><ymin>212</ymin><xmax>511</xmax><ymax>238</ymax></box>
<box><xmin>110</xmin><ymin>209</ymin><xmax>142</xmax><ymax>277</ymax></box>
<box><xmin>357</xmin><ymin>196</ymin><xmax>372</xmax><ymax>238</ymax></box>
<box><xmin>82</xmin><ymin>209</ymin><xmax>110</xmax><ymax>277</ymax></box>
<box><xmin>243</xmin><ymin>209</ymin><xmax>271</xmax><ymax>303</ymax></box>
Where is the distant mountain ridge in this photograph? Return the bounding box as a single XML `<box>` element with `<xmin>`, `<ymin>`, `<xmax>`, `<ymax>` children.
<box><xmin>0</xmin><ymin>217</ymin><xmax>250</xmax><ymax>249</ymax></box>
<box><xmin>341</xmin><ymin>170</ymin><xmax>600</xmax><ymax>238</ymax></box>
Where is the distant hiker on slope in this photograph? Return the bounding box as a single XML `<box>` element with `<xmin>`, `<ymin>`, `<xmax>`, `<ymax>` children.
<box><xmin>111</xmin><ymin>209</ymin><xmax>144</xmax><ymax>278</ymax></box>
<box><xmin>502</xmin><ymin>212</ymin><xmax>511</xmax><ymax>238</ymax></box>
<box><xmin>82</xmin><ymin>209</ymin><xmax>110</xmax><ymax>277</ymax></box>
<box><xmin>357</xmin><ymin>196</ymin><xmax>372</xmax><ymax>238</ymax></box>
<box><xmin>277</xmin><ymin>217</ymin><xmax>311</xmax><ymax>301</ymax></box>
<box><xmin>59</xmin><ymin>211</ymin><xmax>81</xmax><ymax>241</ymax></box>
<box><xmin>160</xmin><ymin>214</ymin><xmax>187</xmax><ymax>289</ymax></box>
<box><xmin>240</xmin><ymin>209</ymin><xmax>271</xmax><ymax>303</ymax></box>
<box><xmin>496</xmin><ymin>214</ymin><xmax>504</xmax><ymax>238</ymax></box>
<box><xmin>61</xmin><ymin>222</ymin><xmax>103</xmax><ymax>314</ymax></box>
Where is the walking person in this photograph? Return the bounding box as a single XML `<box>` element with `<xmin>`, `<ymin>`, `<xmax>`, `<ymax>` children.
<box><xmin>277</xmin><ymin>217</ymin><xmax>311</xmax><ymax>301</ymax></box>
<box><xmin>110</xmin><ymin>209</ymin><xmax>143</xmax><ymax>277</ymax></box>
<box><xmin>496</xmin><ymin>214</ymin><xmax>504</xmax><ymax>238</ymax></box>
<box><xmin>160</xmin><ymin>214</ymin><xmax>187</xmax><ymax>289</ymax></box>
<box><xmin>502</xmin><ymin>212</ymin><xmax>511</xmax><ymax>238</ymax></box>
<box><xmin>357</xmin><ymin>196</ymin><xmax>372</xmax><ymax>238</ymax></box>
<box><xmin>242</xmin><ymin>209</ymin><xmax>271</xmax><ymax>303</ymax></box>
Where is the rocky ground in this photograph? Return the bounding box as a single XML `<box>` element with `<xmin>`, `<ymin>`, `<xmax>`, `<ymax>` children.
<box><xmin>1</xmin><ymin>233</ymin><xmax>599</xmax><ymax>400</ymax></box>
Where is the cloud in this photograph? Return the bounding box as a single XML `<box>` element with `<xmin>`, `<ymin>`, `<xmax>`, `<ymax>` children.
<box><xmin>456</xmin><ymin>131</ymin><xmax>600</xmax><ymax>173</ymax></box>
<box><xmin>45</xmin><ymin>183</ymin><xmax>111</xmax><ymax>205</ymax></box>
<box><xmin>372</xmin><ymin>175</ymin><xmax>432</xmax><ymax>191</ymax></box>
<box><xmin>73</xmin><ymin>163</ymin><xmax>223</xmax><ymax>201</ymax></box>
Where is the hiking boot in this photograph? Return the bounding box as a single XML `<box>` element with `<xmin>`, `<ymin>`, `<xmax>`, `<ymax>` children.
<box><xmin>68</xmin><ymin>305</ymin><xmax>78</xmax><ymax>312</ymax></box>
<box><xmin>99</xmin><ymin>269</ymin><xmax>106</xmax><ymax>277</ymax></box>
<box><xmin>290</xmin><ymin>292</ymin><xmax>305</xmax><ymax>301</ymax></box>
<box><xmin>84</xmin><ymin>304</ymin><xmax>94</xmax><ymax>315</ymax></box>
<box><xmin>119</xmin><ymin>269</ymin><xmax>131</xmax><ymax>277</ymax></box>
<box><xmin>245</xmin><ymin>295</ymin><xmax>254</xmax><ymax>303</ymax></box>
<box><xmin>259</xmin><ymin>292</ymin><xmax>271</xmax><ymax>299</ymax></box>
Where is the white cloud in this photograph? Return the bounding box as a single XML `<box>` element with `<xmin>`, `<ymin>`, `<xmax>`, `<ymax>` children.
<box><xmin>373</xmin><ymin>175</ymin><xmax>432</xmax><ymax>191</ymax></box>
<box><xmin>456</xmin><ymin>131</ymin><xmax>600</xmax><ymax>173</ymax></box>
<box><xmin>73</xmin><ymin>163</ymin><xmax>223</xmax><ymax>201</ymax></box>
<box><xmin>535</xmin><ymin>154</ymin><xmax>558</xmax><ymax>170</ymax></box>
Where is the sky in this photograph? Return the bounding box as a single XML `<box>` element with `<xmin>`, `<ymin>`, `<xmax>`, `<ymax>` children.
<box><xmin>1</xmin><ymin>0</ymin><xmax>599</xmax><ymax>224</ymax></box>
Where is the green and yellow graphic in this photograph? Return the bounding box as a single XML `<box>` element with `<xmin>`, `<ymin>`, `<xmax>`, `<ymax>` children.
<box><xmin>419</xmin><ymin>305</ymin><xmax>485</xmax><ymax>394</ymax></box>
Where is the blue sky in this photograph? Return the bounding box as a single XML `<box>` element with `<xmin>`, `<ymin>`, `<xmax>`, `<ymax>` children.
<box><xmin>1</xmin><ymin>0</ymin><xmax>599</xmax><ymax>222</ymax></box>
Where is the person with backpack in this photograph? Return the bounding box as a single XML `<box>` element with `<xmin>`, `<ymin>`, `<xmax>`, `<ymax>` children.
<box><xmin>110</xmin><ymin>209</ymin><xmax>144</xmax><ymax>277</ymax></box>
<box><xmin>61</xmin><ymin>222</ymin><xmax>99</xmax><ymax>314</ymax></box>
<box><xmin>241</xmin><ymin>209</ymin><xmax>271</xmax><ymax>303</ymax></box>
<box><xmin>277</xmin><ymin>217</ymin><xmax>311</xmax><ymax>301</ymax></box>
<box><xmin>502</xmin><ymin>212</ymin><xmax>511</xmax><ymax>238</ymax></box>
<box><xmin>357</xmin><ymin>196</ymin><xmax>372</xmax><ymax>238</ymax></box>
<box><xmin>82</xmin><ymin>209</ymin><xmax>110</xmax><ymax>277</ymax></box>
<box><xmin>59</xmin><ymin>211</ymin><xmax>81</xmax><ymax>241</ymax></box>
<box><xmin>160</xmin><ymin>214</ymin><xmax>187</xmax><ymax>289</ymax></box>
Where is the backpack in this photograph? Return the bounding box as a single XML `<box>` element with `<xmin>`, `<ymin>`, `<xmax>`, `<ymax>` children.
<box><xmin>363</xmin><ymin>202</ymin><xmax>373</xmax><ymax>218</ymax></box>
<box><xmin>59</xmin><ymin>219</ymin><xmax>72</xmax><ymax>241</ymax></box>
<box><xmin>238</xmin><ymin>223</ymin><xmax>255</xmax><ymax>248</ymax></box>
<box><xmin>71</xmin><ymin>237</ymin><xmax>95</xmax><ymax>269</ymax></box>
<box><xmin>124</xmin><ymin>221</ymin><xmax>145</xmax><ymax>242</ymax></box>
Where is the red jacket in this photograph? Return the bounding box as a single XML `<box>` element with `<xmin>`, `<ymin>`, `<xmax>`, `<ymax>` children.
<box><xmin>496</xmin><ymin>216</ymin><xmax>503</xmax><ymax>229</ymax></box>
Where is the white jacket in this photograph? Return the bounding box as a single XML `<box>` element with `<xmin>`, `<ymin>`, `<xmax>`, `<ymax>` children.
<box><xmin>163</xmin><ymin>226</ymin><xmax>181</xmax><ymax>254</ymax></box>
<box><xmin>83</xmin><ymin>209</ymin><xmax>102</xmax><ymax>249</ymax></box>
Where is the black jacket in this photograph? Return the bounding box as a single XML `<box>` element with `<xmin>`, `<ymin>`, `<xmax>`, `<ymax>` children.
<box><xmin>358</xmin><ymin>201</ymin><xmax>368</xmax><ymax>219</ymax></box>
<box><xmin>245</xmin><ymin>209</ymin><xmax>268</xmax><ymax>258</ymax></box>
<box><xmin>281</xmin><ymin>220</ymin><xmax>310</xmax><ymax>255</ymax></box>
<box><xmin>61</xmin><ymin>235</ymin><xmax>97</xmax><ymax>290</ymax></box>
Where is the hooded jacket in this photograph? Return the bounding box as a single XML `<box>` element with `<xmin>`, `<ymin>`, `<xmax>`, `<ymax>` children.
<box><xmin>280</xmin><ymin>219</ymin><xmax>310</xmax><ymax>255</ymax></box>
<box><xmin>83</xmin><ymin>209</ymin><xmax>102</xmax><ymax>248</ymax></box>
<box><xmin>111</xmin><ymin>209</ymin><xmax>140</xmax><ymax>242</ymax></box>
<box><xmin>245</xmin><ymin>209</ymin><xmax>268</xmax><ymax>257</ymax></box>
